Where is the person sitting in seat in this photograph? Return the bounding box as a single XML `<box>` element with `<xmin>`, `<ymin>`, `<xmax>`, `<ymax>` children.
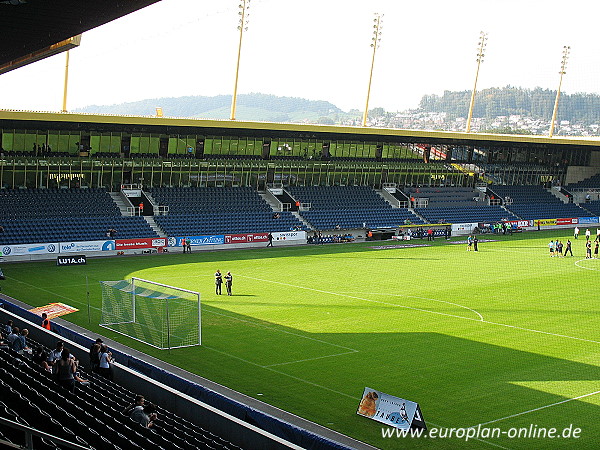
<box><xmin>7</xmin><ymin>326</ymin><xmax>19</xmax><ymax>347</ymax></box>
<box><xmin>12</xmin><ymin>328</ymin><xmax>29</xmax><ymax>355</ymax></box>
<box><xmin>32</xmin><ymin>345</ymin><xmax>51</xmax><ymax>372</ymax></box>
<box><xmin>127</xmin><ymin>395</ymin><xmax>157</xmax><ymax>428</ymax></box>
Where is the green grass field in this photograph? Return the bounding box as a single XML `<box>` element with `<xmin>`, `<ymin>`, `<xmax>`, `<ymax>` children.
<box><xmin>2</xmin><ymin>230</ymin><xmax>600</xmax><ymax>449</ymax></box>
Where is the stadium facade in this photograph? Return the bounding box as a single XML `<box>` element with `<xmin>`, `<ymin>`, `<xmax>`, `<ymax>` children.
<box><xmin>1</xmin><ymin>110</ymin><xmax>599</xmax><ymax>191</ymax></box>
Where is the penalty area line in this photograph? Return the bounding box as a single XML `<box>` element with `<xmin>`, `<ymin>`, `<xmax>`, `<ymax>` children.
<box><xmin>238</xmin><ymin>275</ymin><xmax>484</xmax><ymax>322</ymax></box>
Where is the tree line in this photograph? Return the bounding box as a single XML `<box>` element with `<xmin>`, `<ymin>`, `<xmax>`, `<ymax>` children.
<box><xmin>418</xmin><ymin>86</ymin><xmax>600</xmax><ymax>124</ymax></box>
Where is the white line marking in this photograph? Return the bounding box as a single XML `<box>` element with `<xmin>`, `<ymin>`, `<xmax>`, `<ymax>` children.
<box><xmin>574</xmin><ymin>258</ymin><xmax>600</xmax><ymax>270</ymax></box>
<box><xmin>469</xmin><ymin>389</ymin><xmax>600</xmax><ymax>428</ymax></box>
<box><xmin>203</xmin><ymin>345</ymin><xmax>506</xmax><ymax>448</ymax></box>
<box><xmin>238</xmin><ymin>275</ymin><xmax>484</xmax><ymax>322</ymax></box>
<box><xmin>263</xmin><ymin>350</ymin><xmax>358</xmax><ymax>368</ymax></box>
<box><xmin>340</xmin><ymin>291</ymin><xmax>484</xmax><ymax>321</ymax></box>
<box><xmin>4</xmin><ymin>276</ymin><xmax>101</xmax><ymax>311</ymax></box>
<box><xmin>239</xmin><ymin>275</ymin><xmax>600</xmax><ymax>345</ymax></box>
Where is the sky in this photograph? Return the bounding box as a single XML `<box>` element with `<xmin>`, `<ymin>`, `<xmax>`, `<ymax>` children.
<box><xmin>1</xmin><ymin>0</ymin><xmax>599</xmax><ymax>114</ymax></box>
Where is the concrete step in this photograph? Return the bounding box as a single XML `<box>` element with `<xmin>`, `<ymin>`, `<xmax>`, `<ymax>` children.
<box><xmin>110</xmin><ymin>192</ymin><xmax>132</xmax><ymax>216</ymax></box>
<box><xmin>144</xmin><ymin>216</ymin><xmax>167</xmax><ymax>237</ymax></box>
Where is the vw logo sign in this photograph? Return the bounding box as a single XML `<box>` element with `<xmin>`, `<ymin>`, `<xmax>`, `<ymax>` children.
<box><xmin>2</xmin><ymin>246</ymin><xmax>11</xmax><ymax>255</ymax></box>
<box><xmin>47</xmin><ymin>244</ymin><xmax>56</xmax><ymax>253</ymax></box>
<box><xmin>168</xmin><ymin>237</ymin><xmax>177</xmax><ymax>247</ymax></box>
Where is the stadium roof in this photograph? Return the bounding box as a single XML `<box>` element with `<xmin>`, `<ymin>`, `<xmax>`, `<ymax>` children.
<box><xmin>2</xmin><ymin>109</ymin><xmax>600</xmax><ymax>150</ymax></box>
<box><xmin>0</xmin><ymin>0</ymin><xmax>161</xmax><ymax>74</ymax></box>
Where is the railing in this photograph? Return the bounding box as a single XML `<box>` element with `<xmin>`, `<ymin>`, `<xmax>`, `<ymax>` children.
<box><xmin>154</xmin><ymin>205</ymin><xmax>169</xmax><ymax>216</ymax></box>
<box><xmin>0</xmin><ymin>416</ymin><xmax>89</xmax><ymax>450</ymax></box>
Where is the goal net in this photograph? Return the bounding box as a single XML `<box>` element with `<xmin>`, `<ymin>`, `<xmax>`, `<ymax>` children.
<box><xmin>99</xmin><ymin>277</ymin><xmax>201</xmax><ymax>349</ymax></box>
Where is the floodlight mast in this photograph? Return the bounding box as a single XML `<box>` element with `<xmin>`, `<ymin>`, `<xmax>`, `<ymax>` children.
<box><xmin>362</xmin><ymin>13</ymin><xmax>383</xmax><ymax>127</ymax></box>
<box><xmin>230</xmin><ymin>0</ymin><xmax>250</xmax><ymax>121</ymax></box>
<box><xmin>465</xmin><ymin>31</ymin><xmax>487</xmax><ymax>133</ymax></box>
<box><xmin>61</xmin><ymin>50</ymin><xmax>70</xmax><ymax>113</ymax></box>
<box><xmin>549</xmin><ymin>45</ymin><xmax>570</xmax><ymax>137</ymax></box>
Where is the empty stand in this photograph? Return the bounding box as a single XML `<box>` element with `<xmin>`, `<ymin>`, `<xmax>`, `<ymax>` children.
<box><xmin>490</xmin><ymin>185</ymin><xmax>590</xmax><ymax>220</ymax></box>
<box><xmin>288</xmin><ymin>186</ymin><xmax>423</xmax><ymax>230</ymax></box>
<box><xmin>151</xmin><ymin>187</ymin><xmax>307</xmax><ymax>236</ymax></box>
<box><xmin>0</xmin><ymin>188</ymin><xmax>158</xmax><ymax>245</ymax></box>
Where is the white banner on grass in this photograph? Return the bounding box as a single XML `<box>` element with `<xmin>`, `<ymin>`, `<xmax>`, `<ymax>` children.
<box><xmin>357</xmin><ymin>387</ymin><xmax>426</xmax><ymax>431</ymax></box>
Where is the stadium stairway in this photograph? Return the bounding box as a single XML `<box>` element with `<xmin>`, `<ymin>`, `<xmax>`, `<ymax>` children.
<box><xmin>109</xmin><ymin>191</ymin><xmax>132</xmax><ymax>215</ymax></box>
<box><xmin>291</xmin><ymin>211</ymin><xmax>313</xmax><ymax>230</ymax></box>
<box><xmin>144</xmin><ymin>216</ymin><xmax>167</xmax><ymax>237</ymax></box>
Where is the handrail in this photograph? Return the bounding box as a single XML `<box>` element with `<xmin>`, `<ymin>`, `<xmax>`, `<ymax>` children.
<box><xmin>0</xmin><ymin>416</ymin><xmax>89</xmax><ymax>450</ymax></box>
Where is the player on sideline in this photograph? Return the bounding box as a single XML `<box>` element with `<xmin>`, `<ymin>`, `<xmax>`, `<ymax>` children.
<box><xmin>224</xmin><ymin>271</ymin><xmax>233</xmax><ymax>296</ymax></box>
<box><xmin>215</xmin><ymin>270</ymin><xmax>223</xmax><ymax>295</ymax></box>
<box><xmin>548</xmin><ymin>240</ymin><xmax>555</xmax><ymax>257</ymax></box>
<box><xmin>467</xmin><ymin>235</ymin><xmax>473</xmax><ymax>251</ymax></box>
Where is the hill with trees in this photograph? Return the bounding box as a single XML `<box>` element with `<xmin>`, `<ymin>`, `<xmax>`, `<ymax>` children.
<box><xmin>75</xmin><ymin>93</ymin><xmax>346</xmax><ymax>124</ymax></box>
<box><xmin>418</xmin><ymin>86</ymin><xmax>600</xmax><ymax>124</ymax></box>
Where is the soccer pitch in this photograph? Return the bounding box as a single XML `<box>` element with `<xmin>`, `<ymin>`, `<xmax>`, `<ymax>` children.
<box><xmin>2</xmin><ymin>230</ymin><xmax>599</xmax><ymax>449</ymax></box>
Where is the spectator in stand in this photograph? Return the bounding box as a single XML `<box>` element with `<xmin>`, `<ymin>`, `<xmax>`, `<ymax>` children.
<box><xmin>89</xmin><ymin>338</ymin><xmax>103</xmax><ymax>373</ymax></box>
<box><xmin>4</xmin><ymin>320</ymin><xmax>12</xmax><ymax>335</ymax></box>
<box><xmin>98</xmin><ymin>344</ymin><xmax>114</xmax><ymax>380</ymax></box>
<box><xmin>124</xmin><ymin>394</ymin><xmax>158</xmax><ymax>428</ymax></box>
<box><xmin>47</xmin><ymin>340</ymin><xmax>65</xmax><ymax>368</ymax></box>
<box><xmin>32</xmin><ymin>345</ymin><xmax>51</xmax><ymax>372</ymax></box>
<box><xmin>131</xmin><ymin>402</ymin><xmax>157</xmax><ymax>428</ymax></box>
<box><xmin>123</xmin><ymin>394</ymin><xmax>146</xmax><ymax>415</ymax></box>
<box><xmin>7</xmin><ymin>326</ymin><xmax>19</xmax><ymax>347</ymax></box>
<box><xmin>12</xmin><ymin>328</ymin><xmax>29</xmax><ymax>355</ymax></box>
<box><xmin>56</xmin><ymin>347</ymin><xmax>77</xmax><ymax>392</ymax></box>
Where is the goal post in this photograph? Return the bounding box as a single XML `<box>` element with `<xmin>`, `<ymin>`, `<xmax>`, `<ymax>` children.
<box><xmin>99</xmin><ymin>277</ymin><xmax>201</xmax><ymax>350</ymax></box>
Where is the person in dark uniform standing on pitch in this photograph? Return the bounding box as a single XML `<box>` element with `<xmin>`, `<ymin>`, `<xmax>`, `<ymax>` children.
<box><xmin>215</xmin><ymin>270</ymin><xmax>223</xmax><ymax>295</ymax></box>
<box><xmin>564</xmin><ymin>239</ymin><xmax>573</xmax><ymax>256</ymax></box>
<box><xmin>473</xmin><ymin>236</ymin><xmax>479</xmax><ymax>251</ymax></box>
<box><xmin>267</xmin><ymin>232</ymin><xmax>273</xmax><ymax>247</ymax></box>
<box><xmin>224</xmin><ymin>271</ymin><xmax>233</xmax><ymax>296</ymax></box>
